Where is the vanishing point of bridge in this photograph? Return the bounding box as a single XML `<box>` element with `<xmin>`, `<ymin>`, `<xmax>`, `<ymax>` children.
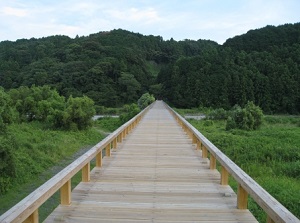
<box><xmin>0</xmin><ymin>101</ymin><xmax>299</xmax><ymax>223</ymax></box>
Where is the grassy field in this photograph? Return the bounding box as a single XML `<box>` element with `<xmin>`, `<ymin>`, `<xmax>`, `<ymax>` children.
<box><xmin>188</xmin><ymin>115</ymin><xmax>300</xmax><ymax>222</ymax></box>
<box><xmin>0</xmin><ymin>121</ymin><xmax>106</xmax><ymax>221</ymax></box>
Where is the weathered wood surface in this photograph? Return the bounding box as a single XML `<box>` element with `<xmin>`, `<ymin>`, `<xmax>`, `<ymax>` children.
<box><xmin>45</xmin><ymin>101</ymin><xmax>257</xmax><ymax>223</ymax></box>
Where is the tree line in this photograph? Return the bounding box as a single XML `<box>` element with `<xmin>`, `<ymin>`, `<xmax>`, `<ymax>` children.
<box><xmin>0</xmin><ymin>23</ymin><xmax>300</xmax><ymax>113</ymax></box>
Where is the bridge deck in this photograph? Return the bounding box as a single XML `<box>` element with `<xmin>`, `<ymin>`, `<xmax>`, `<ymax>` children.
<box><xmin>45</xmin><ymin>101</ymin><xmax>257</xmax><ymax>223</ymax></box>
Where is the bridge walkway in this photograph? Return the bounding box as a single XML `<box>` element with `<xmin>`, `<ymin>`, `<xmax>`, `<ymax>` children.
<box><xmin>45</xmin><ymin>101</ymin><xmax>257</xmax><ymax>222</ymax></box>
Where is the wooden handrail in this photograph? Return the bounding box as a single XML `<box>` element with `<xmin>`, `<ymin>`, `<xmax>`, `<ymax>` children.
<box><xmin>164</xmin><ymin>102</ymin><xmax>300</xmax><ymax>223</ymax></box>
<box><xmin>0</xmin><ymin>103</ymin><xmax>152</xmax><ymax>223</ymax></box>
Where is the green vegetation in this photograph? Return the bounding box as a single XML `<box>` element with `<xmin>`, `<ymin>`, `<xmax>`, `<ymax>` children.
<box><xmin>1</xmin><ymin>23</ymin><xmax>299</xmax><ymax>113</ymax></box>
<box><xmin>0</xmin><ymin>121</ymin><xmax>103</xmax><ymax>214</ymax></box>
<box><xmin>138</xmin><ymin>92</ymin><xmax>155</xmax><ymax>109</ymax></box>
<box><xmin>0</xmin><ymin>94</ymin><xmax>145</xmax><ymax>220</ymax></box>
<box><xmin>94</xmin><ymin>117</ymin><xmax>121</xmax><ymax>133</ymax></box>
<box><xmin>225</xmin><ymin>101</ymin><xmax>264</xmax><ymax>130</ymax></box>
<box><xmin>188</xmin><ymin>115</ymin><xmax>300</xmax><ymax>222</ymax></box>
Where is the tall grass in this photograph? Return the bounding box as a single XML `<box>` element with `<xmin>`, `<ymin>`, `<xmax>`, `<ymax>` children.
<box><xmin>0</xmin><ymin>121</ymin><xmax>103</xmax><ymax>219</ymax></box>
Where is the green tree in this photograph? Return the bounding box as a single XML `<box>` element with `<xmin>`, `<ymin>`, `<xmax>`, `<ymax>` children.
<box><xmin>118</xmin><ymin>72</ymin><xmax>141</xmax><ymax>103</ymax></box>
<box><xmin>138</xmin><ymin>93</ymin><xmax>155</xmax><ymax>109</ymax></box>
<box><xmin>0</xmin><ymin>87</ymin><xmax>18</xmax><ymax>130</ymax></box>
<box><xmin>54</xmin><ymin>96</ymin><xmax>96</xmax><ymax>130</ymax></box>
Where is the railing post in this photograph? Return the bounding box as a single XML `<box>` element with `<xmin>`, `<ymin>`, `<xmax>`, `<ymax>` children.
<box><xmin>202</xmin><ymin>146</ymin><xmax>208</xmax><ymax>158</ymax></box>
<box><xmin>106</xmin><ymin>144</ymin><xmax>111</xmax><ymax>157</ymax></box>
<box><xmin>210</xmin><ymin>154</ymin><xmax>216</xmax><ymax>169</ymax></box>
<box><xmin>82</xmin><ymin>162</ymin><xmax>90</xmax><ymax>182</ymax></box>
<box><xmin>267</xmin><ymin>216</ymin><xmax>275</xmax><ymax>223</ymax></box>
<box><xmin>60</xmin><ymin>179</ymin><xmax>71</xmax><ymax>205</ymax></box>
<box><xmin>220</xmin><ymin>166</ymin><xmax>229</xmax><ymax>185</ymax></box>
<box><xmin>196</xmin><ymin>140</ymin><xmax>201</xmax><ymax>150</ymax></box>
<box><xmin>113</xmin><ymin>138</ymin><xmax>117</xmax><ymax>149</ymax></box>
<box><xmin>237</xmin><ymin>184</ymin><xmax>248</xmax><ymax>209</ymax></box>
<box><xmin>117</xmin><ymin>134</ymin><xmax>122</xmax><ymax>143</ymax></box>
<box><xmin>96</xmin><ymin>150</ymin><xmax>102</xmax><ymax>167</ymax></box>
<box><xmin>192</xmin><ymin>134</ymin><xmax>197</xmax><ymax>144</ymax></box>
<box><xmin>23</xmin><ymin>209</ymin><xmax>38</xmax><ymax>223</ymax></box>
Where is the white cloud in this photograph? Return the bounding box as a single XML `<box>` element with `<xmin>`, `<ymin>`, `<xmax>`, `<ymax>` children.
<box><xmin>1</xmin><ymin>6</ymin><xmax>29</xmax><ymax>17</ymax></box>
<box><xmin>0</xmin><ymin>0</ymin><xmax>299</xmax><ymax>43</ymax></box>
<box><xmin>106</xmin><ymin>7</ymin><xmax>161</xmax><ymax>25</ymax></box>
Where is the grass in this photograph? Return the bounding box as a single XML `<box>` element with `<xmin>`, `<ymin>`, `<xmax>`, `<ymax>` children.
<box><xmin>188</xmin><ymin>116</ymin><xmax>300</xmax><ymax>222</ymax></box>
<box><xmin>0</xmin><ymin>116</ymin><xmax>126</xmax><ymax>221</ymax></box>
<box><xmin>94</xmin><ymin>117</ymin><xmax>121</xmax><ymax>132</ymax></box>
<box><xmin>0</xmin><ymin>121</ymin><xmax>105</xmax><ymax>220</ymax></box>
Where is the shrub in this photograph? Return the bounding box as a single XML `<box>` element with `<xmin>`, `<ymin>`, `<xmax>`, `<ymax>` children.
<box><xmin>203</xmin><ymin>120</ymin><xmax>214</xmax><ymax>126</ymax></box>
<box><xmin>119</xmin><ymin>103</ymin><xmax>140</xmax><ymax>124</ymax></box>
<box><xmin>138</xmin><ymin>93</ymin><xmax>155</xmax><ymax>109</ymax></box>
<box><xmin>0</xmin><ymin>134</ymin><xmax>17</xmax><ymax>194</ymax></box>
<box><xmin>226</xmin><ymin>101</ymin><xmax>263</xmax><ymax>131</ymax></box>
<box><xmin>0</xmin><ymin>88</ymin><xmax>18</xmax><ymax>128</ymax></box>
<box><xmin>64</xmin><ymin>96</ymin><xmax>96</xmax><ymax>130</ymax></box>
<box><xmin>51</xmin><ymin>95</ymin><xmax>96</xmax><ymax>130</ymax></box>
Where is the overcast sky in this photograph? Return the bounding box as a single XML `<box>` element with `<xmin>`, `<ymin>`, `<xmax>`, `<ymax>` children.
<box><xmin>0</xmin><ymin>0</ymin><xmax>299</xmax><ymax>44</ymax></box>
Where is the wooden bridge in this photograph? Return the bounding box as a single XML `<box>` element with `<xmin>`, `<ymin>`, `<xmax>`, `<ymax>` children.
<box><xmin>0</xmin><ymin>101</ymin><xmax>299</xmax><ymax>223</ymax></box>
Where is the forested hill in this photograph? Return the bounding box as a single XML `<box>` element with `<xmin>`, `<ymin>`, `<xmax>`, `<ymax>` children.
<box><xmin>1</xmin><ymin>23</ymin><xmax>300</xmax><ymax>113</ymax></box>
<box><xmin>0</xmin><ymin>29</ymin><xmax>217</xmax><ymax>107</ymax></box>
<box><xmin>224</xmin><ymin>23</ymin><xmax>300</xmax><ymax>52</ymax></box>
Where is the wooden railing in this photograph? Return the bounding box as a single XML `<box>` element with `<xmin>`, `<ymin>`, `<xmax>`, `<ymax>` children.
<box><xmin>0</xmin><ymin>105</ymin><xmax>151</xmax><ymax>223</ymax></box>
<box><xmin>165</xmin><ymin>102</ymin><xmax>300</xmax><ymax>223</ymax></box>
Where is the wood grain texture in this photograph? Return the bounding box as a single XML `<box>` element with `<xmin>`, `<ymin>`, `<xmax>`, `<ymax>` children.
<box><xmin>44</xmin><ymin>101</ymin><xmax>258</xmax><ymax>223</ymax></box>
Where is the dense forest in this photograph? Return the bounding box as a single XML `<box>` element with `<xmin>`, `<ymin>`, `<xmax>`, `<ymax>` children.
<box><xmin>0</xmin><ymin>23</ymin><xmax>300</xmax><ymax>113</ymax></box>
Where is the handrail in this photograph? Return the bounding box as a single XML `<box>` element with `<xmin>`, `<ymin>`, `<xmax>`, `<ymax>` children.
<box><xmin>0</xmin><ymin>103</ymin><xmax>152</xmax><ymax>223</ymax></box>
<box><xmin>164</xmin><ymin>102</ymin><xmax>300</xmax><ymax>223</ymax></box>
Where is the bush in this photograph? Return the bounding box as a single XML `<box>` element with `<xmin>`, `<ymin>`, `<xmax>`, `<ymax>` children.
<box><xmin>63</xmin><ymin>96</ymin><xmax>96</xmax><ymax>130</ymax></box>
<box><xmin>138</xmin><ymin>93</ymin><xmax>155</xmax><ymax>109</ymax></box>
<box><xmin>0</xmin><ymin>88</ymin><xmax>18</xmax><ymax>127</ymax></box>
<box><xmin>0</xmin><ymin>134</ymin><xmax>17</xmax><ymax>194</ymax></box>
<box><xmin>203</xmin><ymin>120</ymin><xmax>214</xmax><ymax>126</ymax></box>
<box><xmin>226</xmin><ymin>101</ymin><xmax>263</xmax><ymax>131</ymax></box>
<box><xmin>8</xmin><ymin>85</ymin><xmax>65</xmax><ymax>122</ymax></box>
<box><xmin>119</xmin><ymin>103</ymin><xmax>140</xmax><ymax>124</ymax></box>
